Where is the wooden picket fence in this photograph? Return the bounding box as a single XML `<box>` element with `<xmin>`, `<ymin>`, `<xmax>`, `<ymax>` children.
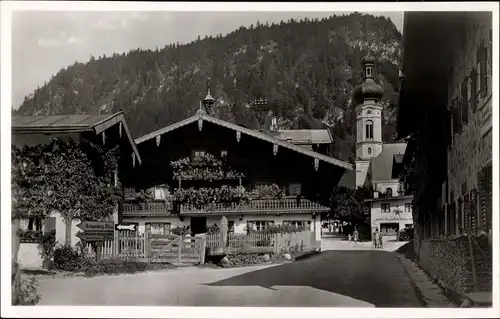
<box><xmin>84</xmin><ymin>230</ymin><xmax>316</xmax><ymax>263</ymax></box>
<box><xmin>205</xmin><ymin>231</ymin><xmax>316</xmax><ymax>255</ymax></box>
<box><xmin>84</xmin><ymin>231</ymin><xmax>205</xmax><ymax>265</ymax></box>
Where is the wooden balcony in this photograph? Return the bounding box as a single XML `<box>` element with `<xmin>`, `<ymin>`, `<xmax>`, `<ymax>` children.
<box><xmin>180</xmin><ymin>197</ymin><xmax>330</xmax><ymax>216</ymax></box>
<box><xmin>122</xmin><ymin>201</ymin><xmax>171</xmax><ymax>217</ymax></box>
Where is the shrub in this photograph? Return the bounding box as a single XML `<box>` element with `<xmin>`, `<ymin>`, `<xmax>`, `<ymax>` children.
<box><xmin>53</xmin><ymin>244</ymin><xmax>83</xmax><ymax>271</ymax></box>
<box><xmin>83</xmin><ymin>259</ymin><xmax>147</xmax><ymax>277</ymax></box>
<box><xmin>171</xmin><ymin>226</ymin><xmax>190</xmax><ymax>236</ymax></box>
<box><xmin>37</xmin><ymin>230</ymin><xmax>56</xmax><ymax>269</ymax></box>
<box><xmin>18</xmin><ymin>277</ymin><xmax>41</xmax><ymax>305</ymax></box>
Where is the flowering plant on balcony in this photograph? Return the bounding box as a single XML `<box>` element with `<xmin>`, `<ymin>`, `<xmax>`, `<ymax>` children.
<box><xmin>135</xmin><ymin>189</ymin><xmax>154</xmax><ymax>204</ymax></box>
<box><xmin>173</xmin><ymin>185</ymin><xmax>249</xmax><ymax>210</ymax></box>
<box><xmin>170</xmin><ymin>153</ymin><xmax>245</xmax><ymax>181</ymax></box>
<box><xmin>248</xmin><ymin>184</ymin><xmax>284</xmax><ymax>200</ymax></box>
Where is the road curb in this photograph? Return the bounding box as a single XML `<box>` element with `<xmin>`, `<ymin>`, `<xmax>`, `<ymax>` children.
<box><xmin>396</xmin><ymin>254</ymin><xmax>457</xmax><ymax>307</ymax></box>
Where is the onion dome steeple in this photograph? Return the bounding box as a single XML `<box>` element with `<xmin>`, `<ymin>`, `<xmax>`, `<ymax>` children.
<box><xmin>353</xmin><ymin>54</ymin><xmax>384</xmax><ymax>105</ymax></box>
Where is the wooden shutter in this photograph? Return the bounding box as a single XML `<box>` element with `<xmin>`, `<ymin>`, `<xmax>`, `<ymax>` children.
<box><xmin>43</xmin><ymin>217</ymin><xmax>56</xmax><ymax>233</ymax></box>
<box><xmin>470</xmin><ymin>68</ymin><xmax>478</xmax><ymax>112</ymax></box>
<box><xmin>461</xmin><ymin>79</ymin><xmax>469</xmax><ymax>125</ymax></box>
<box><xmin>470</xmin><ymin>189</ymin><xmax>478</xmax><ymax>235</ymax></box>
<box><xmin>463</xmin><ymin>194</ymin><xmax>470</xmax><ymax>233</ymax></box>
<box><xmin>478</xmin><ymin>164</ymin><xmax>492</xmax><ymax>231</ymax></box>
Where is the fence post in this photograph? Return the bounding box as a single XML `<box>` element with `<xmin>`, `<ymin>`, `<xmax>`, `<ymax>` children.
<box><xmin>274</xmin><ymin>233</ymin><xmax>279</xmax><ymax>254</ymax></box>
<box><xmin>144</xmin><ymin>231</ymin><xmax>148</xmax><ymax>259</ymax></box>
<box><xmin>200</xmin><ymin>235</ymin><xmax>206</xmax><ymax>265</ymax></box>
<box><xmin>178</xmin><ymin>236</ymin><xmax>183</xmax><ymax>264</ymax></box>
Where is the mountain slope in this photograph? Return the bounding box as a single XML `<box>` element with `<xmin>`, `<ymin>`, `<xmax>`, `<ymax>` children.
<box><xmin>14</xmin><ymin>12</ymin><xmax>402</xmax><ymax>163</ymax></box>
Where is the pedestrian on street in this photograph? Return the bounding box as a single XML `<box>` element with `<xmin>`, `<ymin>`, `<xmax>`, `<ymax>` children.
<box><xmin>373</xmin><ymin>228</ymin><xmax>379</xmax><ymax>248</ymax></box>
<box><xmin>378</xmin><ymin>231</ymin><xmax>384</xmax><ymax>249</ymax></box>
<box><xmin>348</xmin><ymin>233</ymin><xmax>352</xmax><ymax>242</ymax></box>
<box><xmin>353</xmin><ymin>228</ymin><xmax>359</xmax><ymax>243</ymax></box>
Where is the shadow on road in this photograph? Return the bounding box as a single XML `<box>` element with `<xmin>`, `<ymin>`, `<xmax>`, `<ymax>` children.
<box><xmin>206</xmin><ymin>250</ymin><xmax>422</xmax><ymax>307</ymax></box>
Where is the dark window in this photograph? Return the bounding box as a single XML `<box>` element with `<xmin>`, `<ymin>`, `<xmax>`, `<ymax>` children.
<box><xmin>477</xmin><ymin>41</ymin><xmax>488</xmax><ymax>97</ymax></box>
<box><xmin>386</xmin><ymin>188</ymin><xmax>393</xmax><ymax>197</ymax></box>
<box><xmin>28</xmin><ymin>217</ymin><xmax>42</xmax><ymax>231</ymax></box>
<box><xmin>288</xmin><ymin>183</ymin><xmax>302</xmax><ymax>196</ymax></box>
<box><xmin>381</xmin><ymin>203</ymin><xmax>391</xmax><ymax>213</ymax></box>
<box><xmin>365</xmin><ymin>120</ymin><xmax>373</xmax><ymax>139</ymax></box>
<box><xmin>192</xmin><ymin>149</ymin><xmax>206</xmax><ymax>159</ymax></box>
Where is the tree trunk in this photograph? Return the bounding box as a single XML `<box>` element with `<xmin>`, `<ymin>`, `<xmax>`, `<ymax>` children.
<box><xmin>12</xmin><ymin>218</ymin><xmax>21</xmax><ymax>305</ymax></box>
<box><xmin>65</xmin><ymin>215</ymin><xmax>72</xmax><ymax>245</ymax></box>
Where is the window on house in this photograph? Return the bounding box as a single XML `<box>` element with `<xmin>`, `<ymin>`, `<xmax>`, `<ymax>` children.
<box><xmin>381</xmin><ymin>203</ymin><xmax>391</xmax><ymax>213</ymax></box>
<box><xmin>146</xmin><ymin>223</ymin><xmax>171</xmax><ymax>235</ymax></box>
<box><xmin>386</xmin><ymin>188</ymin><xmax>393</xmax><ymax>197</ymax></box>
<box><xmin>477</xmin><ymin>41</ymin><xmax>488</xmax><ymax>97</ymax></box>
<box><xmin>124</xmin><ymin>187</ymin><xmax>136</xmax><ymax>199</ymax></box>
<box><xmin>405</xmin><ymin>203</ymin><xmax>411</xmax><ymax>212</ymax></box>
<box><xmin>288</xmin><ymin>183</ymin><xmax>302</xmax><ymax>196</ymax></box>
<box><xmin>249</xmin><ymin>221</ymin><xmax>274</xmax><ymax>232</ymax></box>
<box><xmin>192</xmin><ymin>149</ymin><xmax>206</xmax><ymax>160</ymax></box>
<box><xmin>368</xmin><ymin>147</ymin><xmax>372</xmax><ymax>155</ymax></box>
<box><xmin>28</xmin><ymin>217</ymin><xmax>42</xmax><ymax>231</ymax></box>
<box><xmin>284</xmin><ymin>220</ymin><xmax>311</xmax><ymax>231</ymax></box>
<box><xmin>365</xmin><ymin>120</ymin><xmax>374</xmax><ymax>139</ymax></box>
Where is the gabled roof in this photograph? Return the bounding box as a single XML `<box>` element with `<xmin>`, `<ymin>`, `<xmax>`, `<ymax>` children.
<box><xmin>272</xmin><ymin>129</ymin><xmax>333</xmax><ymax>145</ymax></box>
<box><xmin>370</xmin><ymin>143</ymin><xmax>407</xmax><ymax>181</ymax></box>
<box><xmin>136</xmin><ymin>111</ymin><xmax>353</xmax><ymax>171</ymax></box>
<box><xmin>12</xmin><ymin>112</ymin><xmax>141</xmax><ymax>164</ymax></box>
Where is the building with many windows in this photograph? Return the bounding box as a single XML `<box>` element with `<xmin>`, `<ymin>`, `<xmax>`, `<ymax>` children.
<box><xmin>397</xmin><ymin>11</ymin><xmax>492</xmax><ymax>296</ymax></box>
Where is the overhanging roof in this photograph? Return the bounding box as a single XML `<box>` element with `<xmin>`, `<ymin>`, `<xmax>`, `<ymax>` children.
<box><xmin>136</xmin><ymin>111</ymin><xmax>353</xmax><ymax>171</ymax></box>
<box><xmin>12</xmin><ymin>112</ymin><xmax>142</xmax><ymax>164</ymax></box>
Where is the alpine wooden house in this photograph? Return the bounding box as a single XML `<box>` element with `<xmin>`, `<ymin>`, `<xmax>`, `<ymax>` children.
<box><xmin>120</xmin><ymin>98</ymin><xmax>353</xmax><ymax>242</ymax></box>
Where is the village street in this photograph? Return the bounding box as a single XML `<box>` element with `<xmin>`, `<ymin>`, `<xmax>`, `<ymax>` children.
<box><xmin>35</xmin><ymin>238</ymin><xmax>423</xmax><ymax>307</ymax></box>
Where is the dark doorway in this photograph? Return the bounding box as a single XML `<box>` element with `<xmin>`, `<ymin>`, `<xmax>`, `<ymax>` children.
<box><xmin>191</xmin><ymin>217</ymin><xmax>207</xmax><ymax>235</ymax></box>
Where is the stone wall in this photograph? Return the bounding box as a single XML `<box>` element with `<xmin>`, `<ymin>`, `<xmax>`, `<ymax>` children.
<box><xmin>418</xmin><ymin>236</ymin><xmax>492</xmax><ymax>294</ymax></box>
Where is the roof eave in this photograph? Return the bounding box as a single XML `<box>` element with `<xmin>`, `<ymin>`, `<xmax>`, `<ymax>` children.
<box><xmin>135</xmin><ymin>114</ymin><xmax>353</xmax><ymax>172</ymax></box>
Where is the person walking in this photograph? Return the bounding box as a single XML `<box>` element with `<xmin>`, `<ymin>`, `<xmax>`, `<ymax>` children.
<box><xmin>353</xmin><ymin>228</ymin><xmax>359</xmax><ymax>243</ymax></box>
<box><xmin>378</xmin><ymin>230</ymin><xmax>384</xmax><ymax>249</ymax></box>
<box><xmin>373</xmin><ymin>228</ymin><xmax>379</xmax><ymax>248</ymax></box>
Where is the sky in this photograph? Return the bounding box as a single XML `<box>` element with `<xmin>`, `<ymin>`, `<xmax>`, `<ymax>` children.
<box><xmin>11</xmin><ymin>11</ymin><xmax>403</xmax><ymax>110</ymax></box>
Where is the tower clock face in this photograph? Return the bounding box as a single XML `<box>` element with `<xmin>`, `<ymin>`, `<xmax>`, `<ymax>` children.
<box><xmin>367</xmin><ymin>110</ymin><xmax>372</xmax><ymax>115</ymax></box>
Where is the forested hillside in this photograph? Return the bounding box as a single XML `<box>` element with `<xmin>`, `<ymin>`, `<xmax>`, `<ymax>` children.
<box><xmin>14</xmin><ymin>12</ymin><xmax>402</xmax><ymax>163</ymax></box>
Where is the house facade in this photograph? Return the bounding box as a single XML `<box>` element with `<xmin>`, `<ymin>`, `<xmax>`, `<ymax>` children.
<box><xmin>120</xmin><ymin>103</ymin><xmax>352</xmax><ymax>242</ymax></box>
<box><xmin>397</xmin><ymin>12</ymin><xmax>493</xmax><ymax>294</ymax></box>
<box><xmin>366</xmin><ymin>195</ymin><xmax>413</xmax><ymax>235</ymax></box>
<box><xmin>12</xmin><ymin>112</ymin><xmax>140</xmax><ymax>266</ymax></box>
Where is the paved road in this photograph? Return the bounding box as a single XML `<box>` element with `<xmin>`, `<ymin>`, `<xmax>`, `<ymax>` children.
<box><xmin>36</xmin><ymin>242</ymin><xmax>421</xmax><ymax>307</ymax></box>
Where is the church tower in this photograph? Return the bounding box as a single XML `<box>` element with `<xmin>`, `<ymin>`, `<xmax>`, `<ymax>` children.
<box><xmin>352</xmin><ymin>55</ymin><xmax>384</xmax><ymax>186</ymax></box>
<box><xmin>353</xmin><ymin>55</ymin><xmax>384</xmax><ymax>160</ymax></box>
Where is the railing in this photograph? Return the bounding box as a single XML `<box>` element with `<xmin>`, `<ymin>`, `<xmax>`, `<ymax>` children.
<box><xmin>122</xmin><ymin>201</ymin><xmax>170</xmax><ymax>216</ymax></box>
<box><xmin>181</xmin><ymin>197</ymin><xmax>329</xmax><ymax>215</ymax></box>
